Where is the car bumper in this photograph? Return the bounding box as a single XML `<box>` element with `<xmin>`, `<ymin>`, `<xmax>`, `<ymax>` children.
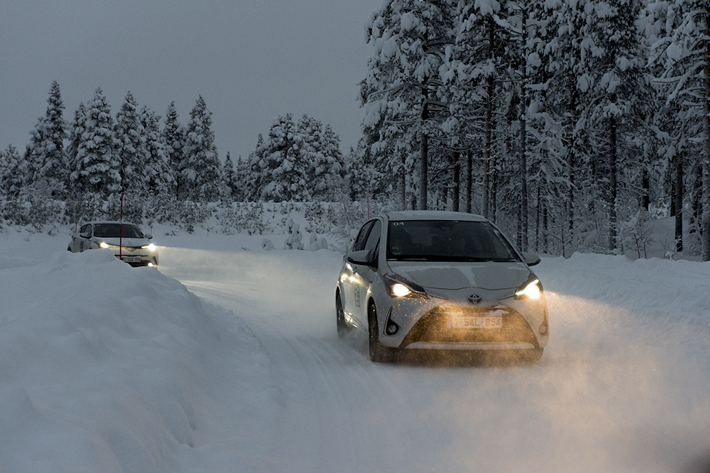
<box><xmin>109</xmin><ymin>249</ymin><xmax>159</xmax><ymax>267</ymax></box>
<box><xmin>375</xmin><ymin>291</ymin><xmax>548</xmax><ymax>351</ymax></box>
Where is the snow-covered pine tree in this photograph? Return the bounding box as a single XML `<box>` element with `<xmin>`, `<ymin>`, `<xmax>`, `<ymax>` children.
<box><xmin>543</xmin><ymin>0</ymin><xmax>592</xmax><ymax>253</ymax></box>
<box><xmin>578</xmin><ymin>0</ymin><xmax>655</xmax><ymax>252</ymax></box>
<box><xmin>162</xmin><ymin>101</ymin><xmax>186</xmax><ymax>200</ymax></box>
<box><xmin>514</xmin><ymin>0</ymin><xmax>568</xmax><ymax>253</ymax></box>
<box><xmin>646</xmin><ymin>0</ymin><xmax>710</xmax><ymax>259</ymax></box>
<box><xmin>222</xmin><ymin>151</ymin><xmax>239</xmax><ymax>201</ymax></box>
<box><xmin>0</xmin><ymin>145</ymin><xmax>26</xmax><ymax>199</ymax></box>
<box><xmin>66</xmin><ymin>102</ymin><xmax>88</xmax><ymax>209</ymax></box>
<box><xmin>242</xmin><ymin>134</ymin><xmax>267</xmax><ymax>202</ymax></box>
<box><xmin>140</xmin><ymin>105</ymin><xmax>174</xmax><ymax>197</ymax></box>
<box><xmin>183</xmin><ymin>96</ymin><xmax>221</xmax><ymax>202</ymax></box>
<box><xmin>361</xmin><ymin>0</ymin><xmax>455</xmax><ymax>210</ymax></box>
<box><xmin>258</xmin><ymin>114</ymin><xmax>310</xmax><ymax>202</ymax></box>
<box><xmin>73</xmin><ymin>88</ymin><xmax>120</xmax><ymax>197</ymax></box>
<box><xmin>114</xmin><ymin>91</ymin><xmax>146</xmax><ymax>195</ymax></box>
<box><xmin>316</xmin><ymin>124</ymin><xmax>346</xmax><ymax>200</ymax></box>
<box><xmin>300</xmin><ymin>116</ymin><xmax>345</xmax><ymax>201</ymax></box>
<box><xmin>25</xmin><ymin>81</ymin><xmax>68</xmax><ymax>199</ymax></box>
<box><xmin>233</xmin><ymin>155</ymin><xmax>249</xmax><ymax>202</ymax></box>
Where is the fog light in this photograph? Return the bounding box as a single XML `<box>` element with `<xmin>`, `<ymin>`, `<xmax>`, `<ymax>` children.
<box><xmin>385</xmin><ymin>320</ymin><xmax>399</xmax><ymax>336</ymax></box>
<box><xmin>539</xmin><ymin>323</ymin><xmax>548</xmax><ymax>335</ymax></box>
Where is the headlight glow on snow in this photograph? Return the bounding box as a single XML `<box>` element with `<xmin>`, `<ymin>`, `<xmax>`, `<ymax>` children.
<box><xmin>515</xmin><ymin>279</ymin><xmax>541</xmax><ymax>299</ymax></box>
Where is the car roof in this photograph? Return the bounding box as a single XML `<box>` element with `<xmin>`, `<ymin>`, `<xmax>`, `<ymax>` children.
<box><xmin>383</xmin><ymin>210</ymin><xmax>489</xmax><ymax>222</ymax></box>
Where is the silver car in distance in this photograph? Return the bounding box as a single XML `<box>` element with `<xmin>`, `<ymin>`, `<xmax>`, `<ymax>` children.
<box><xmin>68</xmin><ymin>221</ymin><xmax>159</xmax><ymax>267</ymax></box>
<box><xmin>335</xmin><ymin>211</ymin><xmax>548</xmax><ymax>362</ymax></box>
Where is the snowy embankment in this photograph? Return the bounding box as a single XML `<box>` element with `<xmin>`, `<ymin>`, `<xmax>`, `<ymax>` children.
<box><xmin>0</xmin><ymin>232</ymin><xmax>280</xmax><ymax>472</ymax></box>
<box><xmin>1</xmin><ymin>227</ymin><xmax>709</xmax><ymax>473</ymax></box>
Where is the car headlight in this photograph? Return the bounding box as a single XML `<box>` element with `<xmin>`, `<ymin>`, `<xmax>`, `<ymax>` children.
<box><xmin>99</xmin><ymin>242</ymin><xmax>109</xmax><ymax>249</ymax></box>
<box><xmin>515</xmin><ymin>277</ymin><xmax>542</xmax><ymax>300</ymax></box>
<box><xmin>384</xmin><ymin>273</ymin><xmax>428</xmax><ymax>299</ymax></box>
<box><xmin>142</xmin><ymin>243</ymin><xmax>156</xmax><ymax>251</ymax></box>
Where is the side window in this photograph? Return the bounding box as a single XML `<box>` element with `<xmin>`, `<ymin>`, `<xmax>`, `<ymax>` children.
<box><xmin>363</xmin><ymin>220</ymin><xmax>382</xmax><ymax>252</ymax></box>
<box><xmin>352</xmin><ymin>221</ymin><xmax>374</xmax><ymax>252</ymax></box>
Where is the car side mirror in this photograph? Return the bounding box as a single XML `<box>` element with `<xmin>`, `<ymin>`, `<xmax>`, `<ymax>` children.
<box><xmin>347</xmin><ymin>249</ymin><xmax>378</xmax><ymax>268</ymax></box>
<box><xmin>80</xmin><ymin>231</ymin><xmax>91</xmax><ymax>239</ymax></box>
<box><xmin>522</xmin><ymin>252</ymin><xmax>541</xmax><ymax>266</ymax></box>
<box><xmin>145</xmin><ymin>233</ymin><xmax>153</xmax><ymax>239</ymax></box>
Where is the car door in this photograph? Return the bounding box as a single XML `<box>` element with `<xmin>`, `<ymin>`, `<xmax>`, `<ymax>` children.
<box><xmin>342</xmin><ymin>220</ymin><xmax>374</xmax><ymax>326</ymax></box>
<box><xmin>74</xmin><ymin>224</ymin><xmax>91</xmax><ymax>252</ymax></box>
<box><xmin>351</xmin><ymin>219</ymin><xmax>382</xmax><ymax>328</ymax></box>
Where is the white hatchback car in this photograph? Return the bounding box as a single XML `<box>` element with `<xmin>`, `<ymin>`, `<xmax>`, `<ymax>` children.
<box><xmin>335</xmin><ymin>211</ymin><xmax>548</xmax><ymax>362</ymax></box>
<box><xmin>68</xmin><ymin>221</ymin><xmax>159</xmax><ymax>267</ymax></box>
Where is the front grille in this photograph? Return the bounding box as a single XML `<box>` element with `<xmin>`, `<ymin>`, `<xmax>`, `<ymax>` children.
<box><xmin>399</xmin><ymin>305</ymin><xmax>538</xmax><ymax>348</ymax></box>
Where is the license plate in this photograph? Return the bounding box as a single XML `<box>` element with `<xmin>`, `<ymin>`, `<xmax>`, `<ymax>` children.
<box><xmin>448</xmin><ymin>316</ymin><xmax>502</xmax><ymax>329</ymax></box>
<box><xmin>122</xmin><ymin>256</ymin><xmax>141</xmax><ymax>263</ymax></box>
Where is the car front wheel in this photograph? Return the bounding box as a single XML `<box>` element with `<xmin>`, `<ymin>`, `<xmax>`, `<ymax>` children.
<box><xmin>336</xmin><ymin>292</ymin><xmax>349</xmax><ymax>337</ymax></box>
<box><xmin>368</xmin><ymin>301</ymin><xmax>393</xmax><ymax>363</ymax></box>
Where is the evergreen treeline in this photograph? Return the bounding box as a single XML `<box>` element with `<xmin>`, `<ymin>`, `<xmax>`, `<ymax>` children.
<box><xmin>2</xmin><ymin>0</ymin><xmax>709</xmax><ymax>260</ymax></box>
<box><xmin>356</xmin><ymin>0</ymin><xmax>710</xmax><ymax>259</ymax></box>
<box><xmin>0</xmin><ymin>83</ymin><xmax>351</xmax><ymax>230</ymax></box>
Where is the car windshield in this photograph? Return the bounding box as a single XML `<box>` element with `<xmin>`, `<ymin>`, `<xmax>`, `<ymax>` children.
<box><xmin>93</xmin><ymin>224</ymin><xmax>144</xmax><ymax>239</ymax></box>
<box><xmin>386</xmin><ymin>220</ymin><xmax>520</xmax><ymax>262</ymax></box>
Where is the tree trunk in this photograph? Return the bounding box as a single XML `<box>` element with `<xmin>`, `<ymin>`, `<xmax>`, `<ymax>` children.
<box><xmin>401</xmin><ymin>154</ymin><xmax>407</xmax><ymax>211</ymax></box>
<box><xmin>482</xmin><ymin>17</ymin><xmax>495</xmax><ymax>220</ymax></box>
<box><xmin>490</xmin><ymin>153</ymin><xmax>497</xmax><ymax>222</ymax></box>
<box><xmin>419</xmin><ymin>89</ymin><xmax>429</xmax><ymax>211</ymax></box>
<box><xmin>703</xmin><ymin>10</ymin><xmax>710</xmax><ymax>261</ymax></box>
<box><xmin>641</xmin><ymin>168</ymin><xmax>650</xmax><ymax>211</ymax></box>
<box><xmin>567</xmin><ymin>92</ymin><xmax>577</xmax><ymax>246</ymax></box>
<box><xmin>542</xmin><ymin>198</ymin><xmax>548</xmax><ymax>253</ymax></box>
<box><xmin>483</xmin><ymin>81</ymin><xmax>492</xmax><ymax>219</ymax></box>
<box><xmin>535</xmin><ymin>185</ymin><xmax>540</xmax><ymax>252</ymax></box>
<box><xmin>609</xmin><ymin>116</ymin><xmax>618</xmax><ymax>252</ymax></box>
<box><xmin>519</xmin><ymin>6</ymin><xmax>529</xmax><ymax>251</ymax></box>
<box><xmin>520</xmin><ymin>104</ymin><xmax>528</xmax><ymax>251</ymax></box>
<box><xmin>675</xmin><ymin>153</ymin><xmax>683</xmax><ymax>252</ymax></box>
<box><xmin>453</xmin><ymin>152</ymin><xmax>460</xmax><ymax>212</ymax></box>
<box><xmin>465</xmin><ymin>150</ymin><xmax>472</xmax><ymax>213</ymax></box>
<box><xmin>419</xmin><ymin>132</ymin><xmax>428</xmax><ymax>210</ymax></box>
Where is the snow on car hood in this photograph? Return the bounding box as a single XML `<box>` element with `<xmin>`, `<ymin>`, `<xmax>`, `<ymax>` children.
<box><xmin>388</xmin><ymin>261</ymin><xmax>531</xmax><ymax>290</ymax></box>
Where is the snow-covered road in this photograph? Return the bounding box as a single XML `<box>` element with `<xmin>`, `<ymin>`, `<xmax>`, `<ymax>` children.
<box><xmin>2</xmin><ymin>229</ymin><xmax>709</xmax><ymax>472</ymax></box>
<box><xmin>160</xmin><ymin>241</ymin><xmax>710</xmax><ymax>473</ymax></box>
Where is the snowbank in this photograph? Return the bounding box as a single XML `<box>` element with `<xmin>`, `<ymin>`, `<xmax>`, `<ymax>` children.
<box><xmin>0</xmin><ymin>246</ymin><xmax>279</xmax><ymax>472</ymax></box>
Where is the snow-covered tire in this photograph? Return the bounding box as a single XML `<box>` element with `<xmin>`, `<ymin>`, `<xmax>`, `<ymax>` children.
<box><xmin>368</xmin><ymin>301</ymin><xmax>393</xmax><ymax>363</ymax></box>
<box><xmin>336</xmin><ymin>292</ymin><xmax>349</xmax><ymax>337</ymax></box>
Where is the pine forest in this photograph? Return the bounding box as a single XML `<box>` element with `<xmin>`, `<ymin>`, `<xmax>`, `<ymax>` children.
<box><xmin>1</xmin><ymin>0</ymin><xmax>709</xmax><ymax>260</ymax></box>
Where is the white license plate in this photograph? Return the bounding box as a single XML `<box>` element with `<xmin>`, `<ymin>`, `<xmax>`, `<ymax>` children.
<box><xmin>448</xmin><ymin>316</ymin><xmax>502</xmax><ymax>329</ymax></box>
<box><xmin>122</xmin><ymin>256</ymin><xmax>141</xmax><ymax>263</ymax></box>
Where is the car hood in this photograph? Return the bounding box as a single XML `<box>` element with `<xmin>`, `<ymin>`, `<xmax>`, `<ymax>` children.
<box><xmin>387</xmin><ymin>261</ymin><xmax>531</xmax><ymax>291</ymax></box>
<box><xmin>93</xmin><ymin>237</ymin><xmax>150</xmax><ymax>247</ymax></box>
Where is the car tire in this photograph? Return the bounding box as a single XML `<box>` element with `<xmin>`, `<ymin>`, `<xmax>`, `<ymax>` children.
<box><xmin>368</xmin><ymin>301</ymin><xmax>393</xmax><ymax>363</ymax></box>
<box><xmin>336</xmin><ymin>292</ymin><xmax>349</xmax><ymax>337</ymax></box>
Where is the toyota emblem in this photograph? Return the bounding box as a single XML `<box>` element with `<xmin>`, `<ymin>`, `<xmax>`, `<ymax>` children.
<box><xmin>467</xmin><ymin>294</ymin><xmax>482</xmax><ymax>305</ymax></box>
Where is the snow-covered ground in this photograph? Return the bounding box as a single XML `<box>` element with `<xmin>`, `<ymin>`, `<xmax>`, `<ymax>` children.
<box><xmin>1</xmin><ymin>225</ymin><xmax>709</xmax><ymax>473</ymax></box>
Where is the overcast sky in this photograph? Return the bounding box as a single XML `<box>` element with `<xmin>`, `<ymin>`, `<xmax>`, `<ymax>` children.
<box><xmin>0</xmin><ymin>0</ymin><xmax>384</xmax><ymax>161</ymax></box>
